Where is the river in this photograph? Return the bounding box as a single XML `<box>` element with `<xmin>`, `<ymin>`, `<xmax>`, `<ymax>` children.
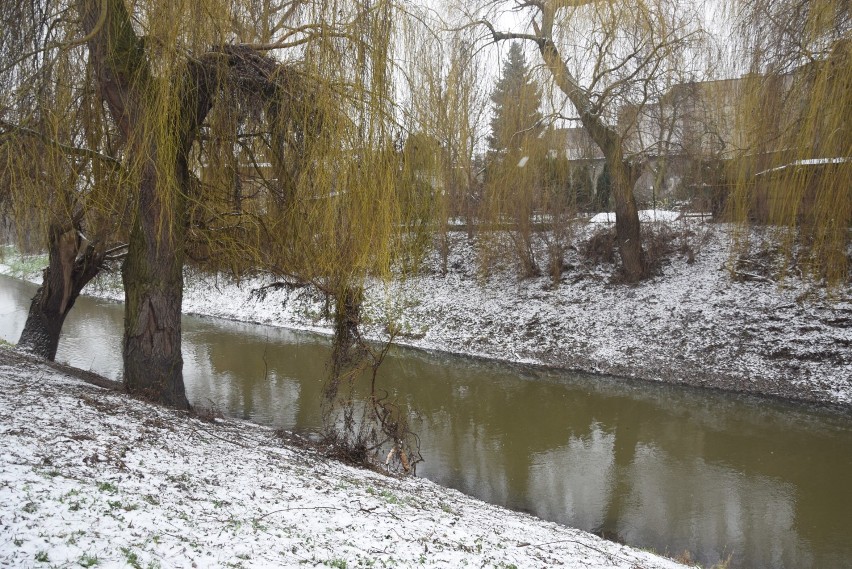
<box><xmin>1</xmin><ymin>274</ymin><xmax>851</xmax><ymax>568</ymax></box>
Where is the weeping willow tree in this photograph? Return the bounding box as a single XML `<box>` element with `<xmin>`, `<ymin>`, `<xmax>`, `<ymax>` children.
<box><xmin>0</xmin><ymin>0</ymin><xmax>130</xmax><ymax>360</ymax></box>
<box><xmin>2</xmin><ymin>0</ymin><xmax>424</xmax><ymax>440</ymax></box>
<box><xmin>284</xmin><ymin>0</ymin><xmax>426</xmax><ymax>469</ymax></box>
<box><xmin>82</xmin><ymin>0</ymin><xmax>420</xmax><ymax>418</ymax></box>
<box><xmin>469</xmin><ymin>0</ymin><xmax>708</xmax><ymax>281</ymax></box>
<box><xmin>729</xmin><ymin>0</ymin><xmax>851</xmax><ymax>284</ymax></box>
<box><xmin>399</xmin><ymin>8</ymin><xmax>489</xmax><ymax>274</ymax></box>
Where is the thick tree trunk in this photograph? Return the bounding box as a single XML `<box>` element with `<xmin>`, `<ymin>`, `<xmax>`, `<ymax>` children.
<box><xmin>18</xmin><ymin>225</ymin><xmax>104</xmax><ymax>360</ymax></box>
<box><xmin>78</xmin><ymin>0</ymin><xmax>217</xmax><ymax>409</ymax></box>
<box><xmin>608</xmin><ymin>154</ymin><xmax>646</xmax><ymax>282</ymax></box>
<box><xmin>526</xmin><ymin>32</ymin><xmax>649</xmax><ymax>281</ymax></box>
<box><xmin>612</xmin><ymin>185</ymin><xmax>646</xmax><ymax>281</ymax></box>
<box><xmin>121</xmin><ymin>159</ymin><xmax>190</xmax><ymax>409</ymax></box>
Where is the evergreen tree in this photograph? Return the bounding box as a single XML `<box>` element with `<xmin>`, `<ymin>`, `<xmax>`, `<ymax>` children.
<box><xmin>488</xmin><ymin>43</ymin><xmax>543</xmax><ymax>155</ymax></box>
<box><xmin>571</xmin><ymin>165</ymin><xmax>594</xmax><ymax>212</ymax></box>
<box><xmin>595</xmin><ymin>163</ymin><xmax>612</xmax><ymax>211</ymax></box>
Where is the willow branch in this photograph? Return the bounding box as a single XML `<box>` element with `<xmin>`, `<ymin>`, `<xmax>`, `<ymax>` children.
<box><xmin>65</xmin><ymin>0</ymin><xmax>108</xmax><ymax>48</ymax></box>
<box><xmin>238</xmin><ymin>24</ymin><xmax>359</xmax><ymax>51</ymax></box>
<box><xmin>0</xmin><ymin>120</ymin><xmax>123</xmax><ymax>169</ymax></box>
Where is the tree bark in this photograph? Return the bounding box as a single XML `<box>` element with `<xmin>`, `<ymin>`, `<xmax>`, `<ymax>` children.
<box><xmin>604</xmin><ymin>145</ymin><xmax>646</xmax><ymax>281</ymax></box>
<box><xmin>331</xmin><ymin>286</ymin><xmax>364</xmax><ymax>374</ymax></box>
<box><xmin>18</xmin><ymin>225</ymin><xmax>104</xmax><ymax>360</ymax></box>
<box><xmin>121</xmin><ymin>158</ymin><xmax>189</xmax><ymax>409</ymax></box>
<box><xmin>77</xmin><ymin>0</ymin><xmax>196</xmax><ymax>407</ymax></box>
<box><xmin>536</xmin><ymin>39</ymin><xmax>646</xmax><ymax>281</ymax></box>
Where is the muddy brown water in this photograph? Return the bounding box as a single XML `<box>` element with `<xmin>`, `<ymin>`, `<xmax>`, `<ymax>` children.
<box><xmin>2</xmin><ymin>274</ymin><xmax>851</xmax><ymax>568</ymax></box>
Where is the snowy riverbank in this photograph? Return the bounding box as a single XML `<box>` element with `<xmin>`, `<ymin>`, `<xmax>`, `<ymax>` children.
<box><xmin>3</xmin><ymin>221</ymin><xmax>851</xmax><ymax>407</ymax></box>
<box><xmin>0</xmin><ymin>348</ymin><xmax>688</xmax><ymax>568</ymax></box>
<box><xmin>187</xmin><ymin>223</ymin><xmax>852</xmax><ymax>407</ymax></box>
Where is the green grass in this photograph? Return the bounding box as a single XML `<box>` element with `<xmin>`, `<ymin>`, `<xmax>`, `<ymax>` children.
<box><xmin>121</xmin><ymin>547</ymin><xmax>142</xmax><ymax>569</ymax></box>
<box><xmin>0</xmin><ymin>248</ymin><xmax>48</xmax><ymax>278</ymax></box>
<box><xmin>78</xmin><ymin>553</ymin><xmax>99</xmax><ymax>567</ymax></box>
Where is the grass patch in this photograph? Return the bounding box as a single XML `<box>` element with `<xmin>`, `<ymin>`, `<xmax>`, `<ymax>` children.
<box><xmin>121</xmin><ymin>547</ymin><xmax>142</xmax><ymax>569</ymax></box>
<box><xmin>0</xmin><ymin>249</ymin><xmax>48</xmax><ymax>279</ymax></box>
<box><xmin>78</xmin><ymin>553</ymin><xmax>99</xmax><ymax>567</ymax></box>
<box><xmin>438</xmin><ymin>502</ymin><xmax>456</xmax><ymax>515</ymax></box>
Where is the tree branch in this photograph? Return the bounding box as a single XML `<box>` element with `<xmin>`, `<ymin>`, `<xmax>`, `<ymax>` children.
<box><xmin>237</xmin><ymin>23</ymin><xmax>359</xmax><ymax>52</ymax></box>
<box><xmin>0</xmin><ymin>120</ymin><xmax>123</xmax><ymax>169</ymax></box>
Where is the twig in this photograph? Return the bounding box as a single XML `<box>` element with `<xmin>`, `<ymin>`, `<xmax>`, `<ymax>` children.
<box><xmin>255</xmin><ymin>505</ymin><xmax>342</xmax><ymax>520</ymax></box>
<box><xmin>518</xmin><ymin>537</ymin><xmax>649</xmax><ymax>567</ymax></box>
<box><xmin>189</xmin><ymin>424</ymin><xmax>251</xmax><ymax>449</ymax></box>
<box><xmin>733</xmin><ymin>271</ymin><xmax>773</xmax><ymax>283</ymax></box>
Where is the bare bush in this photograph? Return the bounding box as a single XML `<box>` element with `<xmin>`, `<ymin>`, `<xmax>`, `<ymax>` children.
<box><xmin>321</xmin><ymin>289</ymin><xmax>422</xmax><ymax>475</ymax></box>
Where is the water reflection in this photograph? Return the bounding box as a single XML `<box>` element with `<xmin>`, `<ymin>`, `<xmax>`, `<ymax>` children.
<box><xmin>528</xmin><ymin>425</ymin><xmax>616</xmax><ymax>530</ymax></box>
<box><xmin>1</xmin><ymin>274</ymin><xmax>851</xmax><ymax>569</ymax></box>
<box><xmin>181</xmin><ymin>323</ymin><xmax>315</xmax><ymax>427</ymax></box>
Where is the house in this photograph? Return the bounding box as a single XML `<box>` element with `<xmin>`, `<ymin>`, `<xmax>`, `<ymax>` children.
<box><xmin>617</xmin><ymin>76</ymin><xmax>760</xmax><ymax>212</ymax></box>
<box><xmin>547</xmin><ymin>127</ymin><xmax>606</xmax><ymax>197</ymax></box>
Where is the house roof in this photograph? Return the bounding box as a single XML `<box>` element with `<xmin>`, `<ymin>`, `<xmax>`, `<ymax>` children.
<box><xmin>755</xmin><ymin>157</ymin><xmax>851</xmax><ymax>176</ymax></box>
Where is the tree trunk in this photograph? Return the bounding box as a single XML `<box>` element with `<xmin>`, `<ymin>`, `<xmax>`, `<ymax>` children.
<box><xmin>78</xmin><ymin>0</ymin><xmax>217</xmax><ymax>409</ymax></box>
<box><xmin>18</xmin><ymin>225</ymin><xmax>104</xmax><ymax>360</ymax></box>
<box><xmin>527</xmin><ymin>31</ymin><xmax>649</xmax><ymax>281</ymax></box>
<box><xmin>121</xmin><ymin>159</ymin><xmax>190</xmax><ymax>409</ymax></box>
<box><xmin>330</xmin><ymin>286</ymin><xmax>364</xmax><ymax>373</ymax></box>
<box><xmin>608</xmin><ymin>154</ymin><xmax>646</xmax><ymax>282</ymax></box>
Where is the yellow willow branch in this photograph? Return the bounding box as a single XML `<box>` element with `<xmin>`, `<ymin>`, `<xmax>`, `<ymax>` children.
<box><xmin>65</xmin><ymin>0</ymin><xmax>108</xmax><ymax>49</ymax></box>
<box><xmin>0</xmin><ymin>119</ymin><xmax>123</xmax><ymax>170</ymax></box>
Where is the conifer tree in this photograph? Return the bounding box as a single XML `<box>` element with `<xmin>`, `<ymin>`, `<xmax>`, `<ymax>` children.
<box><xmin>488</xmin><ymin>43</ymin><xmax>543</xmax><ymax>155</ymax></box>
<box><xmin>485</xmin><ymin>42</ymin><xmax>545</xmax><ymax>276</ymax></box>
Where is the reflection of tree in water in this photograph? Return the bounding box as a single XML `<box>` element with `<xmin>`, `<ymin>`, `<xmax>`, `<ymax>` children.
<box><xmin>377</xmin><ymin>355</ymin><xmax>852</xmax><ymax>569</ymax></box>
<box><xmin>184</xmin><ymin>325</ymin><xmax>329</xmax><ymax>429</ymax></box>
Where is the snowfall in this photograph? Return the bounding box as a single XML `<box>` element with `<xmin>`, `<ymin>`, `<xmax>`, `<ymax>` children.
<box><xmin>1</xmin><ymin>217</ymin><xmax>851</xmax><ymax>567</ymax></box>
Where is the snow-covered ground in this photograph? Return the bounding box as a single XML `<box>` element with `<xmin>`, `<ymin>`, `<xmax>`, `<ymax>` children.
<box><xmin>0</xmin><ymin>348</ymin><xmax>687</xmax><ymax>568</ymax></box>
<box><xmin>3</xmin><ymin>221</ymin><xmax>851</xmax><ymax>407</ymax></box>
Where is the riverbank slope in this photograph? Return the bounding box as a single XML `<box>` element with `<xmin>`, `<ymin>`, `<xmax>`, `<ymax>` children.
<box><xmin>169</xmin><ymin>223</ymin><xmax>852</xmax><ymax>407</ymax></box>
<box><xmin>0</xmin><ymin>348</ymin><xmax>687</xmax><ymax>568</ymax></box>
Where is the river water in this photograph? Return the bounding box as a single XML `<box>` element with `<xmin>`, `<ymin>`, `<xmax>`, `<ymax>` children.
<box><xmin>1</xmin><ymin>274</ymin><xmax>851</xmax><ymax>568</ymax></box>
